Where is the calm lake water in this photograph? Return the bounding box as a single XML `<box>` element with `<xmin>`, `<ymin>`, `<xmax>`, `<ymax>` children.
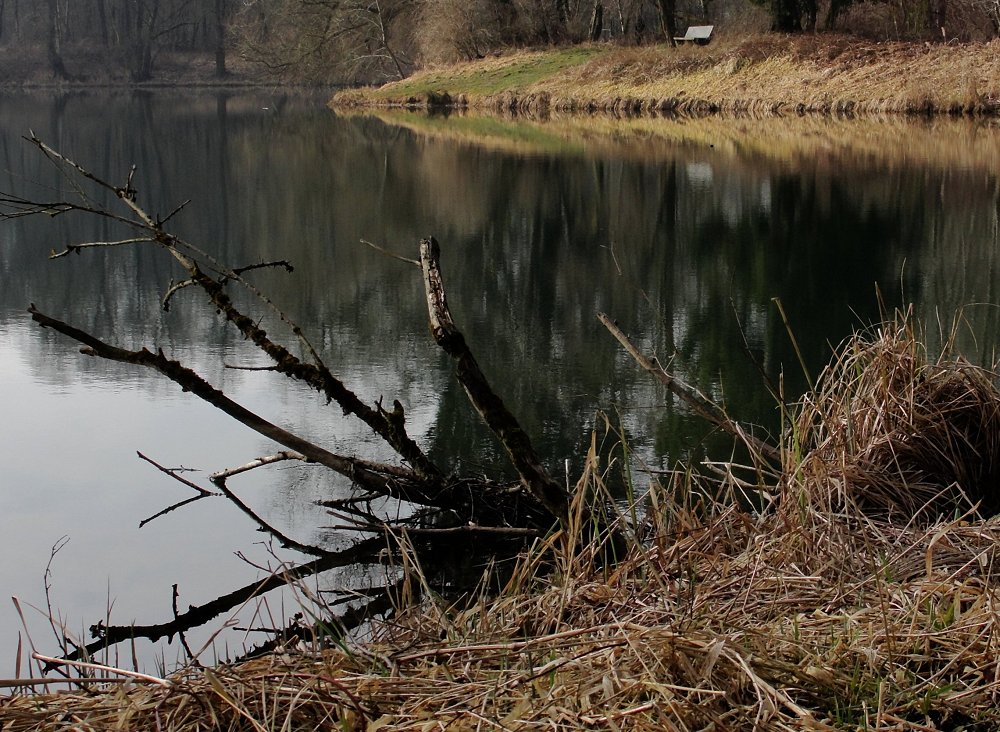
<box><xmin>2</xmin><ymin>91</ymin><xmax>1000</xmax><ymax>671</ymax></box>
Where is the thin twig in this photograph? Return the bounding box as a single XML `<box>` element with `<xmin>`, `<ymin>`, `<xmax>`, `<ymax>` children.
<box><xmin>137</xmin><ymin>451</ymin><xmax>215</xmax><ymax>496</ymax></box>
<box><xmin>49</xmin><ymin>237</ymin><xmax>152</xmax><ymax>259</ymax></box>
<box><xmin>230</xmin><ymin>260</ymin><xmax>295</xmax><ymax>276</ymax></box>
<box><xmin>32</xmin><ymin>653</ymin><xmax>171</xmax><ymax>687</ymax></box>
<box><xmin>162</xmin><ymin>278</ymin><xmax>197</xmax><ymax>311</ymax></box>
<box><xmin>361</xmin><ymin>238</ymin><xmax>420</xmax><ymax>266</ymax></box>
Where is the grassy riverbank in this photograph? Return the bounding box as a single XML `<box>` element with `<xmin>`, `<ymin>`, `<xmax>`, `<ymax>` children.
<box><xmin>332</xmin><ymin>33</ymin><xmax>1000</xmax><ymax>116</ymax></box>
<box><xmin>6</xmin><ymin>313</ymin><xmax>1000</xmax><ymax>729</ymax></box>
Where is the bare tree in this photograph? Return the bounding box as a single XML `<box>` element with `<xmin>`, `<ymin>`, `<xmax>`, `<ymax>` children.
<box><xmin>214</xmin><ymin>0</ymin><xmax>227</xmax><ymax>76</ymax></box>
<box><xmin>233</xmin><ymin>0</ymin><xmax>417</xmax><ymax>82</ymax></box>
<box><xmin>45</xmin><ymin>0</ymin><xmax>72</xmax><ymax>79</ymax></box>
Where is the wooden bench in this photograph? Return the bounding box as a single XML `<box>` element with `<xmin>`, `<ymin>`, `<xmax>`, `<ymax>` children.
<box><xmin>673</xmin><ymin>25</ymin><xmax>714</xmax><ymax>45</ymax></box>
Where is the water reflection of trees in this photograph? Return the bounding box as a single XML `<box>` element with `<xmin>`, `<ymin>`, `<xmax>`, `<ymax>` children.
<box><xmin>6</xmin><ymin>96</ymin><xmax>1000</xmax><ymax>482</ymax></box>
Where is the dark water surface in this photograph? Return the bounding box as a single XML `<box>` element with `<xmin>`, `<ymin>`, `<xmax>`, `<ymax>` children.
<box><xmin>2</xmin><ymin>91</ymin><xmax>1000</xmax><ymax>670</ymax></box>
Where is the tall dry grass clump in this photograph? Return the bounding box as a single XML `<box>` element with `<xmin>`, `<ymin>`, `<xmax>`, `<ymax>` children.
<box><xmin>792</xmin><ymin>310</ymin><xmax>1000</xmax><ymax>523</ymax></box>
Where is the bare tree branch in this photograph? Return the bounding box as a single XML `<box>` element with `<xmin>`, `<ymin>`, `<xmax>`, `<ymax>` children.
<box><xmin>19</xmin><ymin>135</ymin><xmax>442</xmax><ymax>482</ymax></box>
<box><xmin>420</xmin><ymin>236</ymin><xmax>569</xmax><ymax>526</ymax></box>
<box><xmin>360</xmin><ymin>238</ymin><xmax>420</xmax><ymax>266</ymax></box>
<box><xmin>161</xmin><ymin>278</ymin><xmax>197</xmax><ymax>311</ymax></box>
<box><xmin>598</xmin><ymin>312</ymin><xmax>782</xmax><ymax>463</ymax></box>
<box><xmin>49</xmin><ymin>237</ymin><xmax>152</xmax><ymax>259</ymax></box>
<box><xmin>136</xmin><ymin>451</ymin><xmax>215</xmax><ymax>497</ymax></box>
<box><xmin>28</xmin><ymin>304</ymin><xmax>414</xmax><ymax>497</ymax></box>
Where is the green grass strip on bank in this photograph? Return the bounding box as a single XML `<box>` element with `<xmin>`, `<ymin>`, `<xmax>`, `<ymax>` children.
<box><xmin>368</xmin><ymin>46</ymin><xmax>609</xmax><ymax>101</ymax></box>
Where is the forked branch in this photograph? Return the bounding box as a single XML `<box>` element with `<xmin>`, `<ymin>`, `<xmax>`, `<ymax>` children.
<box><xmin>19</xmin><ymin>134</ymin><xmax>442</xmax><ymax>482</ymax></box>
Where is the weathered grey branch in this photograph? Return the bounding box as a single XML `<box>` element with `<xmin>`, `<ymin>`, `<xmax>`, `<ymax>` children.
<box><xmin>28</xmin><ymin>304</ymin><xmax>419</xmax><ymax>498</ymax></box>
<box><xmin>420</xmin><ymin>236</ymin><xmax>569</xmax><ymax>526</ymax></box>
<box><xmin>210</xmin><ymin>453</ymin><xmax>328</xmax><ymax>557</ymax></box>
<box><xmin>24</xmin><ymin>135</ymin><xmax>443</xmax><ymax>483</ymax></box>
<box><xmin>49</xmin><ymin>237</ymin><xmax>152</xmax><ymax>259</ymax></box>
<box><xmin>210</xmin><ymin>451</ymin><xmax>307</xmax><ymax>483</ymax></box>
<box><xmin>598</xmin><ymin>312</ymin><xmax>782</xmax><ymax>463</ymax></box>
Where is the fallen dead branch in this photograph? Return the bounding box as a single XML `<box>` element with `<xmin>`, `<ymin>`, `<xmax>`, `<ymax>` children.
<box><xmin>599</xmin><ymin>311</ymin><xmax>782</xmax><ymax>464</ymax></box>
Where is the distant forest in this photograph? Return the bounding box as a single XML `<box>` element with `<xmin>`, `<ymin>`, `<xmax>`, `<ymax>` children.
<box><xmin>2</xmin><ymin>0</ymin><xmax>998</xmax><ymax>85</ymax></box>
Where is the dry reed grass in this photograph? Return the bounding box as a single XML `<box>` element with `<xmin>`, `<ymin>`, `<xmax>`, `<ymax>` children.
<box><xmin>7</xmin><ymin>311</ymin><xmax>1000</xmax><ymax>730</ymax></box>
<box><xmin>334</xmin><ymin>34</ymin><xmax>1000</xmax><ymax>118</ymax></box>
<box><xmin>794</xmin><ymin>310</ymin><xmax>1000</xmax><ymax>522</ymax></box>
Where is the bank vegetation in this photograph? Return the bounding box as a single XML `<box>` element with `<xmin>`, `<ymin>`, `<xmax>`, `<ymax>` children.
<box><xmin>6</xmin><ymin>0</ymin><xmax>1000</xmax><ymax>87</ymax></box>
<box><xmin>332</xmin><ymin>32</ymin><xmax>1000</xmax><ymax>116</ymax></box>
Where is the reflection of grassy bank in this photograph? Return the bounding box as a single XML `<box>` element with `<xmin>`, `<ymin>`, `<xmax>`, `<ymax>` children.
<box><xmin>358</xmin><ymin>110</ymin><xmax>589</xmax><ymax>156</ymax></box>
<box><xmin>349</xmin><ymin>106</ymin><xmax>1000</xmax><ymax>175</ymax></box>
<box><xmin>9</xmin><ymin>316</ymin><xmax>1000</xmax><ymax>729</ymax></box>
<box><xmin>333</xmin><ymin>34</ymin><xmax>1000</xmax><ymax>117</ymax></box>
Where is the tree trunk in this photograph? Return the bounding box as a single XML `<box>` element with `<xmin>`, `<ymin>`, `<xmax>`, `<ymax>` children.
<box><xmin>589</xmin><ymin>1</ymin><xmax>604</xmax><ymax>41</ymax></box>
<box><xmin>657</xmin><ymin>0</ymin><xmax>677</xmax><ymax>45</ymax></box>
<box><xmin>96</xmin><ymin>0</ymin><xmax>108</xmax><ymax>45</ymax></box>
<box><xmin>214</xmin><ymin>0</ymin><xmax>227</xmax><ymax>76</ymax></box>
<box><xmin>802</xmin><ymin>0</ymin><xmax>817</xmax><ymax>30</ymax></box>
<box><xmin>771</xmin><ymin>0</ymin><xmax>802</xmax><ymax>31</ymax></box>
<box><xmin>131</xmin><ymin>0</ymin><xmax>160</xmax><ymax>82</ymax></box>
<box><xmin>45</xmin><ymin>0</ymin><xmax>71</xmax><ymax>80</ymax></box>
<box><xmin>929</xmin><ymin>0</ymin><xmax>946</xmax><ymax>37</ymax></box>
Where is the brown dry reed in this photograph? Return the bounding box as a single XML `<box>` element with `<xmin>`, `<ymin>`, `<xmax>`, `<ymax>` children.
<box><xmin>6</xmin><ymin>310</ymin><xmax>1000</xmax><ymax>730</ymax></box>
<box><xmin>794</xmin><ymin>308</ymin><xmax>1000</xmax><ymax>522</ymax></box>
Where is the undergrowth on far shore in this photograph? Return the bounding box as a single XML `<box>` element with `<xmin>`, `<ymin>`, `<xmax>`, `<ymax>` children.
<box><xmin>6</xmin><ymin>310</ymin><xmax>1000</xmax><ymax>730</ymax></box>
